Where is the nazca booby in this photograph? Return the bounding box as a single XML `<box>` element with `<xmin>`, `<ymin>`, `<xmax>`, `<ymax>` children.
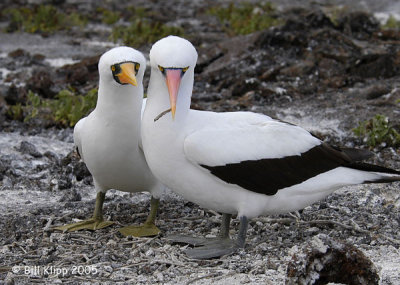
<box><xmin>141</xmin><ymin>36</ymin><xmax>400</xmax><ymax>259</ymax></box>
<box><xmin>55</xmin><ymin>46</ymin><xmax>164</xmax><ymax>237</ymax></box>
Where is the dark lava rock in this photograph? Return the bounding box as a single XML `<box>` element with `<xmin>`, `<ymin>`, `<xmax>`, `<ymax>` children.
<box><xmin>18</xmin><ymin>141</ymin><xmax>42</xmax><ymax>158</ymax></box>
<box><xmin>0</xmin><ymin>159</ymin><xmax>7</xmax><ymax>180</ymax></box>
<box><xmin>58</xmin><ymin>177</ymin><xmax>73</xmax><ymax>190</ymax></box>
<box><xmin>73</xmin><ymin>161</ymin><xmax>91</xmax><ymax>182</ymax></box>
<box><xmin>58</xmin><ymin>186</ymin><xmax>82</xmax><ymax>202</ymax></box>
<box><xmin>286</xmin><ymin>234</ymin><xmax>379</xmax><ymax>285</ymax></box>
<box><xmin>61</xmin><ymin>149</ymin><xmax>91</xmax><ymax>181</ymax></box>
<box><xmin>337</xmin><ymin>11</ymin><xmax>380</xmax><ymax>39</ymax></box>
<box><xmin>349</xmin><ymin>53</ymin><xmax>399</xmax><ymax>79</ymax></box>
<box><xmin>44</xmin><ymin>151</ymin><xmax>60</xmax><ymax>165</ymax></box>
<box><xmin>364</xmin><ymin>85</ymin><xmax>392</xmax><ymax>100</ymax></box>
<box><xmin>8</xmin><ymin>49</ymin><xmax>30</xmax><ymax>60</ymax></box>
<box><xmin>4</xmin><ymin>84</ymin><xmax>27</xmax><ymax>105</ymax></box>
<box><xmin>283</xmin><ymin>9</ymin><xmax>335</xmax><ymax>31</ymax></box>
<box><xmin>27</xmin><ymin>68</ymin><xmax>57</xmax><ymax>99</ymax></box>
<box><xmin>57</xmin><ymin>55</ymin><xmax>100</xmax><ymax>86</ymax></box>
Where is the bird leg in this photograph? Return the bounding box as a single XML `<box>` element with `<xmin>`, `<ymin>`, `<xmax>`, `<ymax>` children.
<box><xmin>167</xmin><ymin>213</ymin><xmax>249</xmax><ymax>259</ymax></box>
<box><xmin>118</xmin><ymin>196</ymin><xmax>161</xmax><ymax>237</ymax></box>
<box><xmin>185</xmin><ymin>215</ymin><xmax>248</xmax><ymax>259</ymax></box>
<box><xmin>167</xmin><ymin>213</ymin><xmax>232</xmax><ymax>246</ymax></box>
<box><xmin>54</xmin><ymin>192</ymin><xmax>115</xmax><ymax>232</ymax></box>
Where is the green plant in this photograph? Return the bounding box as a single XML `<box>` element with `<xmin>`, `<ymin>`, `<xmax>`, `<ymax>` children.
<box><xmin>111</xmin><ymin>19</ymin><xmax>184</xmax><ymax>46</ymax></box>
<box><xmin>382</xmin><ymin>15</ymin><xmax>400</xmax><ymax>29</ymax></box>
<box><xmin>4</xmin><ymin>5</ymin><xmax>87</xmax><ymax>34</ymax></box>
<box><xmin>97</xmin><ymin>7</ymin><xmax>121</xmax><ymax>25</ymax></box>
<box><xmin>208</xmin><ymin>2</ymin><xmax>283</xmax><ymax>36</ymax></box>
<box><xmin>50</xmin><ymin>88</ymin><xmax>98</xmax><ymax>127</ymax></box>
<box><xmin>9</xmin><ymin>89</ymin><xmax>97</xmax><ymax>127</ymax></box>
<box><xmin>323</xmin><ymin>6</ymin><xmax>348</xmax><ymax>27</ymax></box>
<box><xmin>353</xmin><ymin>114</ymin><xmax>400</xmax><ymax>148</ymax></box>
<box><xmin>7</xmin><ymin>103</ymin><xmax>24</xmax><ymax>121</ymax></box>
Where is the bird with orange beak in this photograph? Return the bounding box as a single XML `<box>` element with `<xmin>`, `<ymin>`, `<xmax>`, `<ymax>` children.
<box><xmin>55</xmin><ymin>46</ymin><xmax>165</xmax><ymax>237</ymax></box>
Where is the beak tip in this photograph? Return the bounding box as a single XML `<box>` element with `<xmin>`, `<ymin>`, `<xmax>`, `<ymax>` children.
<box><xmin>171</xmin><ymin>107</ymin><xmax>176</xmax><ymax>120</ymax></box>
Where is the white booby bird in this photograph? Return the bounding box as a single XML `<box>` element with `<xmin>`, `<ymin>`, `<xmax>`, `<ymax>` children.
<box><xmin>141</xmin><ymin>36</ymin><xmax>400</xmax><ymax>259</ymax></box>
<box><xmin>55</xmin><ymin>46</ymin><xmax>164</xmax><ymax>237</ymax></box>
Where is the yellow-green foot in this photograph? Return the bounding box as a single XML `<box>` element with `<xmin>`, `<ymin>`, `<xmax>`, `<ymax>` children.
<box><xmin>119</xmin><ymin>223</ymin><xmax>160</xmax><ymax>237</ymax></box>
<box><xmin>54</xmin><ymin>218</ymin><xmax>115</xmax><ymax>232</ymax></box>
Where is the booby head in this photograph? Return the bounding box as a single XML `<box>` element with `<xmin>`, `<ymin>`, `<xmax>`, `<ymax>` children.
<box><xmin>98</xmin><ymin>46</ymin><xmax>146</xmax><ymax>88</ymax></box>
<box><xmin>150</xmin><ymin>36</ymin><xmax>198</xmax><ymax>119</ymax></box>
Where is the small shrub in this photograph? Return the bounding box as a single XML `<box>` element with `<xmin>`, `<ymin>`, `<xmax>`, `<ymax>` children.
<box><xmin>8</xmin><ymin>89</ymin><xmax>97</xmax><ymax>127</ymax></box>
<box><xmin>97</xmin><ymin>7</ymin><xmax>120</xmax><ymax>25</ymax></box>
<box><xmin>7</xmin><ymin>103</ymin><xmax>24</xmax><ymax>121</ymax></box>
<box><xmin>111</xmin><ymin>19</ymin><xmax>184</xmax><ymax>46</ymax></box>
<box><xmin>353</xmin><ymin>114</ymin><xmax>400</xmax><ymax>148</ymax></box>
<box><xmin>50</xmin><ymin>88</ymin><xmax>97</xmax><ymax>127</ymax></box>
<box><xmin>208</xmin><ymin>2</ymin><xmax>283</xmax><ymax>36</ymax></box>
<box><xmin>4</xmin><ymin>5</ymin><xmax>87</xmax><ymax>34</ymax></box>
<box><xmin>382</xmin><ymin>15</ymin><xmax>400</xmax><ymax>29</ymax></box>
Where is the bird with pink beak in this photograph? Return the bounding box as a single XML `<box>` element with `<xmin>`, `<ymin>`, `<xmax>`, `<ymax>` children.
<box><xmin>142</xmin><ymin>36</ymin><xmax>400</xmax><ymax>260</ymax></box>
<box><xmin>145</xmin><ymin>37</ymin><xmax>194</xmax><ymax>122</ymax></box>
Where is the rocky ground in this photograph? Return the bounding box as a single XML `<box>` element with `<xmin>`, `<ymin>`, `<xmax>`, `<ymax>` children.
<box><xmin>0</xmin><ymin>0</ymin><xmax>400</xmax><ymax>284</ymax></box>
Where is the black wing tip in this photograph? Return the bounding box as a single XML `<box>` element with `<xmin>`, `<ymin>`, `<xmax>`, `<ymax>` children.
<box><xmin>325</xmin><ymin>144</ymin><xmax>374</xmax><ymax>162</ymax></box>
<box><xmin>341</xmin><ymin>147</ymin><xmax>374</xmax><ymax>162</ymax></box>
<box><xmin>348</xmin><ymin>162</ymin><xmax>400</xmax><ymax>175</ymax></box>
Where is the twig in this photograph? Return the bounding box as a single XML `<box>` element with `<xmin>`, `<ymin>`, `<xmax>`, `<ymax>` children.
<box><xmin>205</xmin><ymin>209</ymin><xmax>221</xmax><ymax>217</ymax></box>
<box><xmin>17</xmin><ymin>244</ymin><xmax>27</xmax><ymax>254</ymax></box>
<box><xmin>154</xmin><ymin>108</ymin><xmax>171</xmax><ymax>122</ymax></box>
<box><xmin>152</xmin><ymin>259</ymin><xmax>187</xmax><ymax>267</ymax></box>
<box><xmin>306</xmin><ymin>219</ymin><xmax>370</xmax><ymax>233</ymax></box>
<box><xmin>373</xmin><ymin>234</ymin><xmax>400</xmax><ymax>245</ymax></box>
<box><xmin>43</xmin><ymin>215</ymin><xmax>55</xmax><ymax>232</ymax></box>
<box><xmin>135</xmin><ymin>236</ymin><xmax>158</xmax><ymax>250</ymax></box>
<box><xmin>212</xmin><ymin>271</ymin><xmax>237</xmax><ymax>281</ymax></box>
<box><xmin>256</xmin><ymin>217</ymin><xmax>400</xmax><ymax>245</ymax></box>
<box><xmin>256</xmin><ymin>217</ymin><xmax>370</xmax><ymax>233</ymax></box>
<box><xmin>186</xmin><ymin>271</ymin><xmax>221</xmax><ymax>285</ymax></box>
<box><xmin>94</xmin><ymin>229</ymin><xmax>119</xmax><ymax>242</ymax></box>
<box><xmin>53</xmin><ymin>212</ymin><xmax>75</xmax><ymax>222</ymax></box>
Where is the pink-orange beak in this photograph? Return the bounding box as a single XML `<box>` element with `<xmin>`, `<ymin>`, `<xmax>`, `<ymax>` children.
<box><xmin>165</xmin><ymin>69</ymin><xmax>182</xmax><ymax>120</ymax></box>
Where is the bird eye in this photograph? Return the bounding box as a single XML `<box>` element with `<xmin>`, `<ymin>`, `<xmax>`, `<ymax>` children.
<box><xmin>158</xmin><ymin>65</ymin><xmax>165</xmax><ymax>73</ymax></box>
<box><xmin>111</xmin><ymin>65</ymin><xmax>116</xmax><ymax>72</ymax></box>
<box><xmin>135</xmin><ymin>63</ymin><xmax>140</xmax><ymax>72</ymax></box>
<box><xmin>182</xmin><ymin>66</ymin><xmax>189</xmax><ymax>73</ymax></box>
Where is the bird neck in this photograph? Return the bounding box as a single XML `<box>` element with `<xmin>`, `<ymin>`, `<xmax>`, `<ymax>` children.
<box><xmin>95</xmin><ymin>80</ymin><xmax>143</xmax><ymax>118</ymax></box>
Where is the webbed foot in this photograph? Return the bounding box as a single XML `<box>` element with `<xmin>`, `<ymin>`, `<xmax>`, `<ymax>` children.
<box><xmin>54</xmin><ymin>218</ymin><xmax>115</xmax><ymax>232</ymax></box>
<box><xmin>167</xmin><ymin>215</ymin><xmax>249</xmax><ymax>260</ymax></box>
<box><xmin>119</xmin><ymin>222</ymin><xmax>160</xmax><ymax>237</ymax></box>
<box><xmin>168</xmin><ymin>235</ymin><xmax>238</xmax><ymax>259</ymax></box>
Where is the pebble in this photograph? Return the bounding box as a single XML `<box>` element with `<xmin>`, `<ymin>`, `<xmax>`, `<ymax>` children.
<box><xmin>19</xmin><ymin>141</ymin><xmax>42</xmax><ymax>158</ymax></box>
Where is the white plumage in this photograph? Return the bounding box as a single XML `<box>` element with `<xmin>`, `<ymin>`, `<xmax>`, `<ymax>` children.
<box><xmin>56</xmin><ymin>47</ymin><xmax>163</xmax><ymax>237</ymax></box>
<box><xmin>142</xmin><ymin>36</ymin><xmax>400</xmax><ymax>259</ymax></box>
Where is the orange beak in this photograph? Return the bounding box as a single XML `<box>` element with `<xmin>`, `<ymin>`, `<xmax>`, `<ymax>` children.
<box><xmin>118</xmin><ymin>62</ymin><xmax>138</xmax><ymax>86</ymax></box>
<box><xmin>165</xmin><ymin>69</ymin><xmax>182</xmax><ymax>120</ymax></box>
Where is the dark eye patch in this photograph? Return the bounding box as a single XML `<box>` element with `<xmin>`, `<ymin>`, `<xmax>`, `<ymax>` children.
<box><xmin>110</xmin><ymin>61</ymin><xmax>139</xmax><ymax>85</ymax></box>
